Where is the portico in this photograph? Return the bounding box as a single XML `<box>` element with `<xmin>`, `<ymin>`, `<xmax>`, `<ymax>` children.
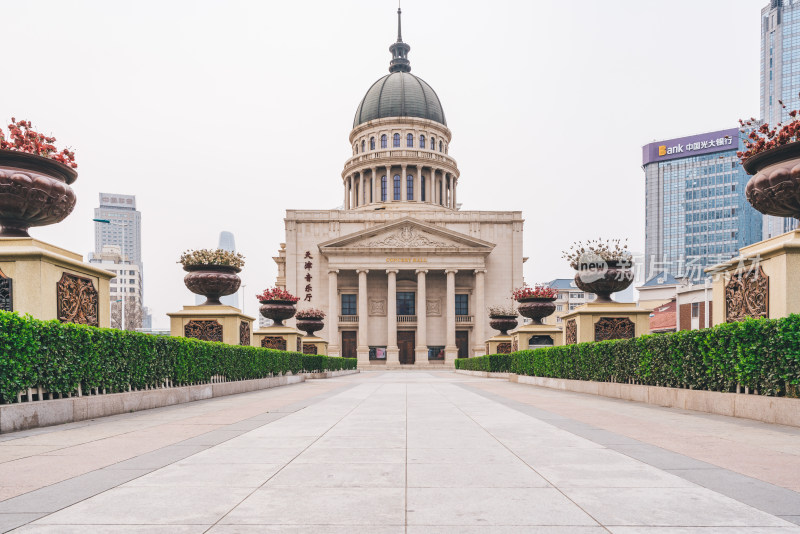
<box><xmin>318</xmin><ymin>218</ymin><xmax>493</xmax><ymax>367</ymax></box>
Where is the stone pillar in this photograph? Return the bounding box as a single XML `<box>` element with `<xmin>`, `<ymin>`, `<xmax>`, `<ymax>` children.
<box><xmin>415</xmin><ymin>269</ymin><xmax>428</xmax><ymax>365</ymax></box>
<box><xmin>386</xmin><ymin>165</ymin><xmax>392</xmax><ymax>202</ymax></box>
<box><xmin>357</xmin><ymin>269</ymin><xmax>369</xmax><ymax>365</ymax></box>
<box><xmin>343</xmin><ymin>178</ymin><xmax>348</xmax><ymax>210</ymax></box>
<box><xmin>473</xmin><ymin>269</ymin><xmax>486</xmax><ymax>356</ymax></box>
<box><xmin>359</xmin><ymin>173</ymin><xmax>365</xmax><ymax>207</ymax></box>
<box><xmin>432</xmin><ymin>170</ymin><xmax>437</xmax><ymax>205</ymax></box>
<box><xmin>386</xmin><ymin>269</ymin><xmax>400</xmax><ymax>364</ymax></box>
<box><xmin>328</xmin><ymin>269</ymin><xmax>340</xmax><ymax>356</ymax></box>
<box><xmin>415</xmin><ymin>166</ymin><xmax>421</xmax><ymax>203</ymax></box>
<box><xmin>371</xmin><ymin>167</ymin><xmax>377</xmax><ymax>204</ymax></box>
<box><xmin>445</xmin><ymin>269</ymin><xmax>458</xmax><ymax>363</ymax></box>
<box><xmin>401</xmin><ymin>164</ymin><xmax>407</xmax><ymax>201</ymax></box>
<box><xmin>453</xmin><ymin>178</ymin><xmax>457</xmax><ymax>209</ymax></box>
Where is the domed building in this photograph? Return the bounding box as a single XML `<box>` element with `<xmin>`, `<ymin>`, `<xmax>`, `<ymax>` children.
<box><xmin>272</xmin><ymin>9</ymin><xmax>525</xmax><ymax>367</ymax></box>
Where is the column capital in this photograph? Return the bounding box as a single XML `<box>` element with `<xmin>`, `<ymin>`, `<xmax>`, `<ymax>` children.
<box><xmin>356</xmin><ymin>269</ymin><xmax>370</xmax><ymax>274</ymax></box>
<box><xmin>328</xmin><ymin>269</ymin><xmax>340</xmax><ymax>275</ymax></box>
<box><xmin>415</xmin><ymin>269</ymin><xmax>429</xmax><ymax>275</ymax></box>
<box><xmin>474</xmin><ymin>268</ymin><xmax>487</xmax><ymax>275</ymax></box>
<box><xmin>445</xmin><ymin>269</ymin><xmax>459</xmax><ymax>275</ymax></box>
<box><xmin>386</xmin><ymin>269</ymin><xmax>400</xmax><ymax>275</ymax></box>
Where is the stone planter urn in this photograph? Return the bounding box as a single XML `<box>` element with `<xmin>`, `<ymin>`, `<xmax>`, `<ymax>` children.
<box><xmin>296</xmin><ymin>316</ymin><xmax>324</xmax><ymax>336</ymax></box>
<box><xmin>0</xmin><ymin>149</ymin><xmax>78</xmax><ymax>237</ymax></box>
<box><xmin>574</xmin><ymin>260</ymin><xmax>634</xmax><ymax>303</ymax></box>
<box><xmin>183</xmin><ymin>265</ymin><xmax>241</xmax><ymax>305</ymax></box>
<box><xmin>259</xmin><ymin>300</ymin><xmax>297</xmax><ymax>326</ymax></box>
<box><xmin>743</xmin><ymin>142</ymin><xmax>800</xmax><ymax>217</ymax></box>
<box><xmin>489</xmin><ymin>315</ymin><xmax>518</xmax><ymax>335</ymax></box>
<box><xmin>516</xmin><ymin>297</ymin><xmax>556</xmax><ymax>325</ymax></box>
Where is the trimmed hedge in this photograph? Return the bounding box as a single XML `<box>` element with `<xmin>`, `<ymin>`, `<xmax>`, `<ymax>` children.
<box><xmin>455</xmin><ymin>315</ymin><xmax>800</xmax><ymax>397</ymax></box>
<box><xmin>0</xmin><ymin>311</ymin><xmax>356</xmax><ymax>404</ymax></box>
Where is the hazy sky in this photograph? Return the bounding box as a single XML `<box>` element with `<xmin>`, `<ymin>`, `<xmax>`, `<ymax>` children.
<box><xmin>3</xmin><ymin>1</ymin><xmax>761</xmax><ymax>328</ymax></box>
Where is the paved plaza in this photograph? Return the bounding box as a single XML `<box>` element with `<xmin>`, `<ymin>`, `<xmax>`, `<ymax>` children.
<box><xmin>0</xmin><ymin>371</ymin><xmax>799</xmax><ymax>532</ymax></box>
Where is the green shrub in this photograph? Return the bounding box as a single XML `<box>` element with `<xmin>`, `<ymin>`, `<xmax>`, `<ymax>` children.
<box><xmin>455</xmin><ymin>315</ymin><xmax>800</xmax><ymax>397</ymax></box>
<box><xmin>0</xmin><ymin>311</ymin><xmax>356</xmax><ymax>403</ymax></box>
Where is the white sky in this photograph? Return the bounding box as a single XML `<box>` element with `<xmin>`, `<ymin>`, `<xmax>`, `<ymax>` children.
<box><xmin>2</xmin><ymin>0</ymin><xmax>761</xmax><ymax>328</ymax></box>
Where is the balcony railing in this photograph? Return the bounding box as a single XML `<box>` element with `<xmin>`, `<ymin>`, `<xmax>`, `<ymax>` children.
<box><xmin>397</xmin><ymin>315</ymin><xmax>417</xmax><ymax>323</ymax></box>
<box><xmin>339</xmin><ymin>315</ymin><xmax>358</xmax><ymax>323</ymax></box>
<box><xmin>455</xmin><ymin>315</ymin><xmax>474</xmax><ymax>324</ymax></box>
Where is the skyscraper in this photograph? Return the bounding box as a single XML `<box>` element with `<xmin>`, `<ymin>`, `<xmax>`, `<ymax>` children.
<box><xmin>642</xmin><ymin>128</ymin><xmax>762</xmax><ymax>280</ymax></box>
<box><xmin>760</xmin><ymin>0</ymin><xmax>800</xmax><ymax>237</ymax></box>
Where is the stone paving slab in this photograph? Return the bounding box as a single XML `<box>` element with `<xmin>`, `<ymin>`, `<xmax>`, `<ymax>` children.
<box><xmin>1</xmin><ymin>371</ymin><xmax>799</xmax><ymax>532</ymax></box>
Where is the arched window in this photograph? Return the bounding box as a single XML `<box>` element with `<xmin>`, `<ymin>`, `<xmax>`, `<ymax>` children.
<box><xmin>430</xmin><ymin>137</ymin><xmax>435</xmax><ymax>150</ymax></box>
<box><xmin>421</xmin><ymin>176</ymin><xmax>426</xmax><ymax>201</ymax></box>
<box><xmin>381</xmin><ymin>134</ymin><xmax>387</xmax><ymax>149</ymax></box>
<box><xmin>420</xmin><ymin>134</ymin><xmax>425</xmax><ymax>148</ymax></box>
<box><xmin>370</xmin><ymin>137</ymin><xmax>375</xmax><ymax>150</ymax></box>
<box><xmin>361</xmin><ymin>140</ymin><xmax>365</xmax><ymax>153</ymax></box>
<box><xmin>393</xmin><ymin>175</ymin><xmax>401</xmax><ymax>200</ymax></box>
<box><xmin>439</xmin><ymin>141</ymin><xmax>443</xmax><ymax>152</ymax></box>
<box><xmin>381</xmin><ymin>176</ymin><xmax>387</xmax><ymax>201</ymax></box>
<box><xmin>393</xmin><ymin>133</ymin><xmax>400</xmax><ymax>147</ymax></box>
<box><xmin>407</xmin><ymin>175</ymin><xmax>414</xmax><ymax>200</ymax></box>
<box><xmin>407</xmin><ymin>134</ymin><xmax>414</xmax><ymax>147</ymax></box>
<box><xmin>354</xmin><ymin>144</ymin><xmax>358</xmax><ymax>154</ymax></box>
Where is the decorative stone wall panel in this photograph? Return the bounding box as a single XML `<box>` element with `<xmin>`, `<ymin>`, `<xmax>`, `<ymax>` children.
<box><xmin>261</xmin><ymin>336</ymin><xmax>287</xmax><ymax>350</ymax></box>
<box><xmin>565</xmin><ymin>319</ymin><xmax>577</xmax><ymax>345</ymax></box>
<box><xmin>426</xmin><ymin>298</ymin><xmax>442</xmax><ymax>316</ymax></box>
<box><xmin>369</xmin><ymin>298</ymin><xmax>386</xmax><ymax>316</ymax></box>
<box><xmin>725</xmin><ymin>266</ymin><xmax>769</xmax><ymax>323</ymax></box>
<box><xmin>303</xmin><ymin>343</ymin><xmax>318</xmax><ymax>354</ymax></box>
<box><xmin>56</xmin><ymin>273</ymin><xmax>99</xmax><ymax>326</ymax></box>
<box><xmin>496</xmin><ymin>342</ymin><xmax>512</xmax><ymax>354</ymax></box>
<box><xmin>184</xmin><ymin>320</ymin><xmax>223</xmax><ymax>342</ymax></box>
<box><xmin>239</xmin><ymin>321</ymin><xmax>250</xmax><ymax>346</ymax></box>
<box><xmin>0</xmin><ymin>269</ymin><xmax>11</xmax><ymax>312</ymax></box>
<box><xmin>594</xmin><ymin>317</ymin><xmax>635</xmax><ymax>342</ymax></box>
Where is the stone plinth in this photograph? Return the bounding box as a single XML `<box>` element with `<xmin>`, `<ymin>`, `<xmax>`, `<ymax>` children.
<box><xmin>168</xmin><ymin>305</ymin><xmax>255</xmax><ymax>346</ymax></box>
<box><xmin>511</xmin><ymin>324</ymin><xmax>564</xmax><ymax>350</ymax></box>
<box><xmin>0</xmin><ymin>238</ymin><xmax>114</xmax><ymax>327</ymax></box>
<box><xmin>559</xmin><ymin>302</ymin><xmax>652</xmax><ymax>345</ymax></box>
<box><xmin>301</xmin><ymin>335</ymin><xmax>328</xmax><ymax>355</ymax></box>
<box><xmin>708</xmin><ymin>229</ymin><xmax>800</xmax><ymax>324</ymax></box>
<box><xmin>485</xmin><ymin>334</ymin><xmax>514</xmax><ymax>355</ymax></box>
<box><xmin>253</xmin><ymin>325</ymin><xmax>303</xmax><ymax>352</ymax></box>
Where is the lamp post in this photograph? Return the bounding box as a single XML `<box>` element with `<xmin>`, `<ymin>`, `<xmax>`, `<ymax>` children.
<box><xmin>93</xmin><ymin>218</ymin><xmax>130</xmax><ymax>331</ymax></box>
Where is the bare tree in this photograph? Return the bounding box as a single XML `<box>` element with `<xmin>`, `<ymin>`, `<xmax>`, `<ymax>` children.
<box><xmin>110</xmin><ymin>298</ymin><xmax>143</xmax><ymax>331</ymax></box>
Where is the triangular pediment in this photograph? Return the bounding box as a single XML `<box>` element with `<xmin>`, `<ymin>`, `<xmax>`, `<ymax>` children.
<box><xmin>319</xmin><ymin>217</ymin><xmax>494</xmax><ymax>254</ymax></box>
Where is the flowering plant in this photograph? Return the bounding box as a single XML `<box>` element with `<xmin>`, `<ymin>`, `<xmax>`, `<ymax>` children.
<box><xmin>179</xmin><ymin>248</ymin><xmax>245</xmax><ymax>269</ymax></box>
<box><xmin>296</xmin><ymin>308</ymin><xmax>325</xmax><ymax>319</ymax></box>
<box><xmin>488</xmin><ymin>304</ymin><xmax>517</xmax><ymax>317</ymax></box>
<box><xmin>562</xmin><ymin>238</ymin><xmax>632</xmax><ymax>270</ymax></box>
<box><xmin>512</xmin><ymin>285</ymin><xmax>557</xmax><ymax>300</ymax></box>
<box><xmin>0</xmin><ymin>118</ymin><xmax>77</xmax><ymax>168</ymax></box>
<box><xmin>257</xmin><ymin>287</ymin><xmax>299</xmax><ymax>303</ymax></box>
<box><xmin>738</xmin><ymin>99</ymin><xmax>800</xmax><ymax>164</ymax></box>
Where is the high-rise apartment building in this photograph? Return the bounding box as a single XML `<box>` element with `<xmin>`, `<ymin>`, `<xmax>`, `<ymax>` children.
<box><xmin>642</xmin><ymin>128</ymin><xmax>763</xmax><ymax>280</ymax></box>
<box><xmin>760</xmin><ymin>0</ymin><xmax>800</xmax><ymax>237</ymax></box>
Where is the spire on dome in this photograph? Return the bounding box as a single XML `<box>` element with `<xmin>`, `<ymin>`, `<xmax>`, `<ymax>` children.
<box><xmin>389</xmin><ymin>7</ymin><xmax>411</xmax><ymax>73</ymax></box>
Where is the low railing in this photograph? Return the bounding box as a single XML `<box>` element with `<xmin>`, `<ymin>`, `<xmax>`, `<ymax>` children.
<box><xmin>456</xmin><ymin>315</ymin><xmax>474</xmax><ymax>324</ymax></box>
<box><xmin>397</xmin><ymin>315</ymin><xmax>417</xmax><ymax>323</ymax></box>
<box><xmin>339</xmin><ymin>315</ymin><xmax>359</xmax><ymax>323</ymax></box>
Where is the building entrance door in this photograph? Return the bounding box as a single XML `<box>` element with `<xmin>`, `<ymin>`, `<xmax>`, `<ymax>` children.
<box><xmin>398</xmin><ymin>331</ymin><xmax>415</xmax><ymax>364</ymax></box>
<box><xmin>341</xmin><ymin>331</ymin><xmax>357</xmax><ymax>359</ymax></box>
<box><xmin>456</xmin><ymin>331</ymin><xmax>469</xmax><ymax>358</ymax></box>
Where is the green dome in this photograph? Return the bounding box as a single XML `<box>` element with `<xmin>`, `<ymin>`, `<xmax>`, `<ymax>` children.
<box><xmin>353</xmin><ymin>72</ymin><xmax>447</xmax><ymax>128</ymax></box>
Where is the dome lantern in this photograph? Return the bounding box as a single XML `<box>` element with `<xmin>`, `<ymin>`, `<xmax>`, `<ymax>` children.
<box><xmin>389</xmin><ymin>8</ymin><xmax>411</xmax><ymax>74</ymax></box>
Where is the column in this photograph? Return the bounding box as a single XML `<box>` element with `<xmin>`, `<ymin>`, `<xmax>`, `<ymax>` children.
<box><xmin>432</xmin><ymin>170</ymin><xmax>437</xmax><ymax>205</ymax></box>
<box><xmin>401</xmin><ymin>164</ymin><xmax>407</xmax><ymax>201</ymax></box>
<box><xmin>414</xmin><ymin>269</ymin><xmax>428</xmax><ymax>365</ymax></box>
<box><xmin>349</xmin><ymin>175</ymin><xmax>355</xmax><ymax>209</ymax></box>
<box><xmin>371</xmin><ymin>167</ymin><xmax>377</xmax><ymax>204</ymax></box>
<box><xmin>444</xmin><ymin>269</ymin><xmax>458</xmax><ymax>363</ymax></box>
<box><xmin>359</xmin><ymin>173</ymin><xmax>365</xmax><ymax>207</ymax></box>
<box><xmin>473</xmin><ymin>269</ymin><xmax>486</xmax><ymax>356</ymax></box>
<box><xmin>453</xmin><ymin>178</ymin><xmax>457</xmax><ymax>209</ymax></box>
<box><xmin>357</xmin><ymin>269</ymin><xmax>369</xmax><ymax>365</ymax></box>
<box><xmin>328</xmin><ymin>270</ymin><xmax>340</xmax><ymax>356</ymax></box>
<box><xmin>386</xmin><ymin>165</ymin><xmax>392</xmax><ymax>202</ymax></box>
<box><xmin>415</xmin><ymin>166</ymin><xmax>421</xmax><ymax>203</ymax></box>
<box><xmin>386</xmin><ymin>269</ymin><xmax>400</xmax><ymax>364</ymax></box>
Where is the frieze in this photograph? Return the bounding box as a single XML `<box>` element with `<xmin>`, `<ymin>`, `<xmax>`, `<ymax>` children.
<box><xmin>725</xmin><ymin>266</ymin><xmax>769</xmax><ymax>322</ymax></box>
<box><xmin>185</xmin><ymin>320</ymin><xmax>223</xmax><ymax>342</ymax></box>
<box><xmin>56</xmin><ymin>273</ymin><xmax>99</xmax><ymax>327</ymax></box>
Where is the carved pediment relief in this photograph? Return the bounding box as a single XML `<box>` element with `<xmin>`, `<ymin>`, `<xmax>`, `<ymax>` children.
<box><xmin>355</xmin><ymin>225</ymin><xmax>455</xmax><ymax>249</ymax></box>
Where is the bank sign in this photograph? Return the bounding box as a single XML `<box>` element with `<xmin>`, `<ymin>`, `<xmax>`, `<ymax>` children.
<box><xmin>642</xmin><ymin>128</ymin><xmax>740</xmax><ymax>165</ymax></box>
